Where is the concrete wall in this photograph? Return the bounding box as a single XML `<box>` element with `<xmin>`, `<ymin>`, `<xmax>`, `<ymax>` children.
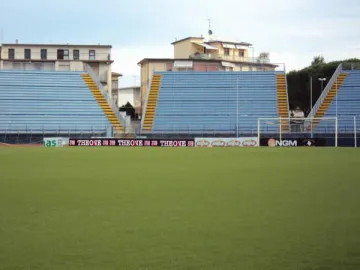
<box><xmin>173</xmin><ymin>38</ymin><xmax>204</xmax><ymax>59</ymax></box>
<box><xmin>206</xmin><ymin>42</ymin><xmax>250</xmax><ymax>60</ymax></box>
<box><xmin>118</xmin><ymin>87</ymin><xmax>141</xmax><ymax>108</ymax></box>
<box><xmin>118</xmin><ymin>89</ymin><xmax>134</xmax><ymax>107</ymax></box>
<box><xmin>140</xmin><ymin>61</ymin><xmax>169</xmax><ymax>115</ymax></box>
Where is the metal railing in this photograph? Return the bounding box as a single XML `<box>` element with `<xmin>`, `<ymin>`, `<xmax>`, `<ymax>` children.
<box><xmin>306</xmin><ymin>63</ymin><xmax>343</xmax><ymax>124</ymax></box>
<box><xmin>140</xmin><ymin>72</ymin><xmax>155</xmax><ymax>129</ymax></box>
<box><xmin>142</xmin><ymin>62</ymin><xmax>286</xmax><ymax>73</ymax></box>
<box><xmin>0</xmin><ymin>124</ymin><xmax>113</xmax><ymax>134</ymax></box>
<box><xmin>1</xmin><ymin>52</ymin><xmax>112</xmax><ymax>62</ymax></box>
<box><xmin>1</xmin><ymin>61</ymin><xmax>57</xmax><ymax>71</ymax></box>
<box><xmin>84</xmin><ymin>63</ymin><xmax>126</xmax><ymax>129</ymax></box>
<box><xmin>342</xmin><ymin>62</ymin><xmax>360</xmax><ymax>70</ymax></box>
<box><xmin>190</xmin><ymin>53</ymin><xmax>271</xmax><ymax>64</ymax></box>
<box><xmin>284</xmin><ymin>71</ymin><xmax>290</xmax><ymax>119</ymax></box>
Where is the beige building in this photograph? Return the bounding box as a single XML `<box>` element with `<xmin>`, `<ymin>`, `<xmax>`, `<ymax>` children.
<box><xmin>111</xmin><ymin>72</ymin><xmax>122</xmax><ymax>103</ymax></box>
<box><xmin>0</xmin><ymin>42</ymin><xmax>114</xmax><ymax>95</ymax></box>
<box><xmin>138</xmin><ymin>35</ymin><xmax>277</xmax><ymax>115</ymax></box>
<box><xmin>117</xmin><ymin>86</ymin><xmax>141</xmax><ymax>113</ymax></box>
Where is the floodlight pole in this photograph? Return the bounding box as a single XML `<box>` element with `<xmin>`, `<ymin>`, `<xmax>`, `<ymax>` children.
<box><xmin>257</xmin><ymin>119</ymin><xmax>260</xmax><ymax>147</ymax></box>
<box><xmin>279</xmin><ymin>117</ymin><xmax>282</xmax><ymax>147</ymax></box>
<box><xmin>336</xmin><ymin>79</ymin><xmax>338</xmax><ymax>119</ymax></box>
<box><xmin>310</xmin><ymin>76</ymin><xmax>313</xmax><ymax>112</ymax></box>
<box><xmin>236</xmin><ymin>77</ymin><xmax>239</xmax><ymax>138</ymax></box>
<box><xmin>354</xmin><ymin>116</ymin><xmax>357</xmax><ymax>148</ymax></box>
<box><xmin>310</xmin><ymin>77</ymin><xmax>313</xmax><ymax>138</ymax></box>
<box><xmin>335</xmin><ymin>116</ymin><xmax>338</xmax><ymax>148</ymax></box>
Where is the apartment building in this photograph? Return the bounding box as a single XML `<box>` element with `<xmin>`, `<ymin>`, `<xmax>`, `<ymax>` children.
<box><xmin>0</xmin><ymin>42</ymin><xmax>114</xmax><ymax>94</ymax></box>
<box><xmin>138</xmin><ymin>35</ymin><xmax>277</xmax><ymax>115</ymax></box>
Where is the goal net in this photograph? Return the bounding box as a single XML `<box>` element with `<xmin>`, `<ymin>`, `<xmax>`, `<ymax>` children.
<box><xmin>257</xmin><ymin>117</ymin><xmax>338</xmax><ymax>147</ymax></box>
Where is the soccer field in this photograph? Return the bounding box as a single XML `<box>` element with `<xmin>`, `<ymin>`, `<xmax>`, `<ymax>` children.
<box><xmin>0</xmin><ymin>147</ymin><xmax>360</xmax><ymax>270</ymax></box>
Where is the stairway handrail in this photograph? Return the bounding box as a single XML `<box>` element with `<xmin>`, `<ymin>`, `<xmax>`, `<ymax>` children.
<box><xmin>140</xmin><ymin>70</ymin><xmax>155</xmax><ymax>130</ymax></box>
<box><xmin>306</xmin><ymin>63</ymin><xmax>343</xmax><ymax>122</ymax></box>
<box><xmin>83</xmin><ymin>63</ymin><xmax>126</xmax><ymax>128</ymax></box>
<box><xmin>283</xmin><ymin>71</ymin><xmax>290</xmax><ymax>130</ymax></box>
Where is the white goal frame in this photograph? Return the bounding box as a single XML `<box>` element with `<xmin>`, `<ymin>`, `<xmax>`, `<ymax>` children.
<box><xmin>257</xmin><ymin>117</ymin><xmax>338</xmax><ymax>147</ymax></box>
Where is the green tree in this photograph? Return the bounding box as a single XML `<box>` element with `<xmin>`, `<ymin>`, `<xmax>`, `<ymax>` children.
<box><xmin>311</xmin><ymin>55</ymin><xmax>325</xmax><ymax>66</ymax></box>
<box><xmin>287</xmin><ymin>58</ymin><xmax>360</xmax><ymax>114</ymax></box>
<box><xmin>119</xmin><ymin>102</ymin><xmax>135</xmax><ymax>119</ymax></box>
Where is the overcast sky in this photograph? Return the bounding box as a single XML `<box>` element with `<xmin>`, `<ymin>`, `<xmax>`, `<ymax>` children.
<box><xmin>1</xmin><ymin>0</ymin><xmax>359</xmax><ymax>87</ymax></box>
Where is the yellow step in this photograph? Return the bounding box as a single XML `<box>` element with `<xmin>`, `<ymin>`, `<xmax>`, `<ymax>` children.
<box><xmin>82</xmin><ymin>73</ymin><xmax>124</xmax><ymax>132</ymax></box>
<box><xmin>142</xmin><ymin>74</ymin><xmax>163</xmax><ymax>131</ymax></box>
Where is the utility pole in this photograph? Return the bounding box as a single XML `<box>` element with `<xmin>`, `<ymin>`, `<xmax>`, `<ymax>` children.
<box><xmin>310</xmin><ymin>76</ymin><xmax>312</xmax><ymax>112</ymax></box>
<box><xmin>236</xmin><ymin>77</ymin><xmax>239</xmax><ymax>138</ymax></box>
<box><xmin>310</xmin><ymin>76</ymin><xmax>313</xmax><ymax>137</ymax></box>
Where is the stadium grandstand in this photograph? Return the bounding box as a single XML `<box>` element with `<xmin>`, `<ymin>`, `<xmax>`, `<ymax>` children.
<box><xmin>305</xmin><ymin>63</ymin><xmax>360</xmax><ymax>135</ymax></box>
<box><xmin>1</xmin><ymin>37</ymin><xmax>360</xmax><ymax>143</ymax></box>
<box><xmin>0</xmin><ymin>43</ymin><xmax>125</xmax><ymax>143</ymax></box>
<box><xmin>141</xmin><ymin>71</ymin><xmax>289</xmax><ymax>136</ymax></box>
<box><xmin>138</xmin><ymin>32</ymin><xmax>290</xmax><ymax>137</ymax></box>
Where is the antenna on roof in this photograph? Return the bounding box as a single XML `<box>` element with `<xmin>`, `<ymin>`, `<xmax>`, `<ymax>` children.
<box><xmin>208</xmin><ymin>18</ymin><xmax>213</xmax><ymax>36</ymax></box>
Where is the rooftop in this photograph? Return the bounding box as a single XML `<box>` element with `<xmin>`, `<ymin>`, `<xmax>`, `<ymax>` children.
<box><xmin>137</xmin><ymin>58</ymin><xmax>277</xmax><ymax>67</ymax></box>
<box><xmin>171</xmin><ymin>37</ymin><xmax>203</xmax><ymax>45</ymax></box>
<box><xmin>1</xmin><ymin>43</ymin><xmax>112</xmax><ymax>48</ymax></box>
<box><xmin>119</xmin><ymin>86</ymin><xmax>141</xmax><ymax>90</ymax></box>
<box><xmin>112</xmin><ymin>72</ymin><xmax>123</xmax><ymax>77</ymax></box>
<box><xmin>171</xmin><ymin>35</ymin><xmax>252</xmax><ymax>47</ymax></box>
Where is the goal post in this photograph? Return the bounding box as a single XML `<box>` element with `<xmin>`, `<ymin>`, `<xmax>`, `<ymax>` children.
<box><xmin>257</xmin><ymin>117</ymin><xmax>338</xmax><ymax>147</ymax></box>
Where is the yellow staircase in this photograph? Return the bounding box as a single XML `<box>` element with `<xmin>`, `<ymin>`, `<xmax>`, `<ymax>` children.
<box><xmin>314</xmin><ymin>73</ymin><xmax>347</xmax><ymax>120</ymax></box>
<box><xmin>276</xmin><ymin>74</ymin><xmax>290</xmax><ymax>132</ymax></box>
<box><xmin>81</xmin><ymin>74</ymin><xmax>124</xmax><ymax>134</ymax></box>
<box><xmin>142</xmin><ymin>74</ymin><xmax>162</xmax><ymax>132</ymax></box>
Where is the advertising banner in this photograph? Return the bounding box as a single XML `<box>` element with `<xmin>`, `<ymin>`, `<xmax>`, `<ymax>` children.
<box><xmin>69</xmin><ymin>138</ymin><xmax>195</xmax><ymax>147</ymax></box>
<box><xmin>260</xmin><ymin>138</ymin><xmax>327</xmax><ymax>147</ymax></box>
<box><xmin>194</xmin><ymin>137</ymin><xmax>259</xmax><ymax>147</ymax></box>
<box><xmin>43</xmin><ymin>137</ymin><xmax>66</xmax><ymax>147</ymax></box>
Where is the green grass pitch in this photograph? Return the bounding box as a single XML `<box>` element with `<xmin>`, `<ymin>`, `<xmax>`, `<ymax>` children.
<box><xmin>1</xmin><ymin>147</ymin><xmax>360</xmax><ymax>270</ymax></box>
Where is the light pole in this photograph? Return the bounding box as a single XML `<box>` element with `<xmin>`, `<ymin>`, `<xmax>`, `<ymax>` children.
<box><xmin>318</xmin><ymin>78</ymin><xmax>327</xmax><ymax>92</ymax></box>
<box><xmin>249</xmin><ymin>46</ymin><xmax>255</xmax><ymax>70</ymax></box>
<box><xmin>236</xmin><ymin>77</ymin><xmax>239</xmax><ymax>137</ymax></box>
<box><xmin>310</xmin><ymin>76</ymin><xmax>313</xmax><ymax>110</ymax></box>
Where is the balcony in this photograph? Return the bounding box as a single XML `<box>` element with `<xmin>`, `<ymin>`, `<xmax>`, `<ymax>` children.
<box><xmin>189</xmin><ymin>53</ymin><xmax>271</xmax><ymax>64</ymax></box>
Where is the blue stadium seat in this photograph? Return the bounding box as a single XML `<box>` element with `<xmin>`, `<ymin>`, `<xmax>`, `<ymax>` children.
<box><xmin>143</xmin><ymin>71</ymin><xmax>286</xmax><ymax>134</ymax></box>
<box><xmin>0</xmin><ymin>70</ymin><xmax>111</xmax><ymax>134</ymax></box>
<box><xmin>317</xmin><ymin>70</ymin><xmax>360</xmax><ymax>133</ymax></box>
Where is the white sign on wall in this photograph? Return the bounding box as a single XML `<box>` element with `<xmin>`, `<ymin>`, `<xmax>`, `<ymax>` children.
<box><xmin>195</xmin><ymin>137</ymin><xmax>259</xmax><ymax>147</ymax></box>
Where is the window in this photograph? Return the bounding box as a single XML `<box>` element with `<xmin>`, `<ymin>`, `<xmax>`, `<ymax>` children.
<box><xmin>224</xmin><ymin>48</ymin><xmax>230</xmax><ymax>56</ymax></box>
<box><xmin>238</xmin><ymin>49</ymin><xmax>245</xmax><ymax>57</ymax></box>
<box><xmin>89</xmin><ymin>50</ymin><xmax>95</xmax><ymax>60</ymax></box>
<box><xmin>41</xmin><ymin>49</ymin><xmax>47</xmax><ymax>60</ymax></box>
<box><xmin>57</xmin><ymin>49</ymin><xmax>69</xmax><ymax>60</ymax></box>
<box><xmin>57</xmin><ymin>49</ymin><xmax>64</xmax><ymax>60</ymax></box>
<box><xmin>63</xmin><ymin>49</ymin><xmax>69</xmax><ymax>60</ymax></box>
<box><xmin>8</xmin><ymin>49</ymin><xmax>15</xmax><ymax>59</ymax></box>
<box><xmin>73</xmin><ymin>49</ymin><xmax>80</xmax><ymax>60</ymax></box>
<box><xmin>24</xmin><ymin>49</ymin><xmax>31</xmax><ymax>60</ymax></box>
<box><xmin>166</xmin><ymin>63</ymin><xmax>173</xmax><ymax>71</ymax></box>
